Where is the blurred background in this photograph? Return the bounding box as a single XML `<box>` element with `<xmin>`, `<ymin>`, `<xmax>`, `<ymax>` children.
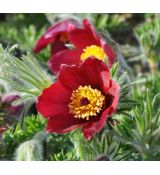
<box><xmin>0</xmin><ymin>14</ymin><xmax>160</xmax><ymax>161</ymax></box>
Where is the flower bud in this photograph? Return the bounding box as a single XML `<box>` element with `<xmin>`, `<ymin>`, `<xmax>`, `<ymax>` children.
<box><xmin>95</xmin><ymin>155</ymin><xmax>110</xmax><ymax>161</ymax></box>
<box><xmin>1</xmin><ymin>94</ymin><xmax>23</xmax><ymax>117</ymax></box>
<box><xmin>15</xmin><ymin>140</ymin><xmax>43</xmax><ymax>161</ymax></box>
<box><xmin>0</xmin><ymin>93</ymin><xmax>24</xmax><ymax>138</ymax></box>
<box><xmin>15</xmin><ymin>132</ymin><xmax>46</xmax><ymax>161</ymax></box>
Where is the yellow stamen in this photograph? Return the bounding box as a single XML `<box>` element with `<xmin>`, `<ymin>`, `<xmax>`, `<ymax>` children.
<box><xmin>68</xmin><ymin>85</ymin><xmax>105</xmax><ymax>120</ymax></box>
<box><xmin>80</xmin><ymin>45</ymin><xmax>107</xmax><ymax>61</ymax></box>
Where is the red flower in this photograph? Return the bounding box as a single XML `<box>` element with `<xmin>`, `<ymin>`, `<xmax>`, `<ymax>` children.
<box><xmin>1</xmin><ymin>94</ymin><xmax>23</xmax><ymax>117</ymax></box>
<box><xmin>0</xmin><ymin>126</ymin><xmax>7</xmax><ymax>134</ymax></box>
<box><xmin>37</xmin><ymin>58</ymin><xmax>120</xmax><ymax>140</ymax></box>
<box><xmin>0</xmin><ymin>126</ymin><xmax>7</xmax><ymax>141</ymax></box>
<box><xmin>49</xmin><ymin>18</ymin><xmax>116</xmax><ymax>74</ymax></box>
<box><xmin>34</xmin><ymin>19</ymin><xmax>80</xmax><ymax>54</ymax></box>
<box><xmin>0</xmin><ymin>94</ymin><xmax>24</xmax><ymax>138</ymax></box>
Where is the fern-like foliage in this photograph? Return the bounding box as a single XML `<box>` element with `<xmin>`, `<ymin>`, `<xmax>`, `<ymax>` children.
<box><xmin>113</xmin><ymin>90</ymin><xmax>160</xmax><ymax>160</ymax></box>
<box><xmin>111</xmin><ymin>62</ymin><xmax>138</xmax><ymax>114</ymax></box>
<box><xmin>0</xmin><ymin>45</ymin><xmax>52</xmax><ymax>104</ymax></box>
<box><xmin>71</xmin><ymin>128</ymin><xmax>131</xmax><ymax>161</ymax></box>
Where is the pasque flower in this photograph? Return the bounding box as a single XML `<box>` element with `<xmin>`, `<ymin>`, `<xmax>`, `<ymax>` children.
<box><xmin>1</xmin><ymin>94</ymin><xmax>23</xmax><ymax>117</ymax></box>
<box><xmin>0</xmin><ymin>94</ymin><xmax>23</xmax><ymax>134</ymax></box>
<box><xmin>48</xmin><ymin>18</ymin><xmax>116</xmax><ymax>74</ymax></box>
<box><xmin>37</xmin><ymin>58</ymin><xmax>120</xmax><ymax>140</ymax></box>
<box><xmin>34</xmin><ymin>18</ymin><xmax>80</xmax><ymax>54</ymax></box>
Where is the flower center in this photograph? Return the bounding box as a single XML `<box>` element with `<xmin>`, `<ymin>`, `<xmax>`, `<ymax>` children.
<box><xmin>68</xmin><ymin>85</ymin><xmax>105</xmax><ymax>120</ymax></box>
<box><xmin>80</xmin><ymin>45</ymin><xmax>107</xmax><ymax>61</ymax></box>
<box><xmin>59</xmin><ymin>33</ymin><xmax>68</xmax><ymax>43</ymax></box>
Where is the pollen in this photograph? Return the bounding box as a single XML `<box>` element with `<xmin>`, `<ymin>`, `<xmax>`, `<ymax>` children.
<box><xmin>80</xmin><ymin>45</ymin><xmax>107</xmax><ymax>61</ymax></box>
<box><xmin>68</xmin><ymin>85</ymin><xmax>105</xmax><ymax>120</ymax></box>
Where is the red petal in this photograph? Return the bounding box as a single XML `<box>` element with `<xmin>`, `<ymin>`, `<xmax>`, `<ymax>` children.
<box><xmin>82</xmin><ymin>79</ymin><xmax>120</xmax><ymax>140</ymax></box>
<box><xmin>58</xmin><ymin>57</ymin><xmax>109</xmax><ymax>91</ymax></box>
<box><xmin>78</xmin><ymin>57</ymin><xmax>110</xmax><ymax>90</ymax></box>
<box><xmin>51</xmin><ymin>38</ymin><xmax>67</xmax><ymax>55</ymax></box>
<box><xmin>37</xmin><ymin>81</ymin><xmax>71</xmax><ymax>118</ymax></box>
<box><xmin>68</xmin><ymin>19</ymin><xmax>101</xmax><ymax>50</ymax></box>
<box><xmin>83</xmin><ymin>18</ymin><xmax>101</xmax><ymax>44</ymax></box>
<box><xmin>37</xmin><ymin>78</ymin><xmax>87</xmax><ymax>134</ymax></box>
<box><xmin>58</xmin><ymin>63</ymin><xmax>88</xmax><ymax>91</ymax></box>
<box><xmin>46</xmin><ymin>114</ymin><xmax>84</xmax><ymax>134</ymax></box>
<box><xmin>82</xmin><ymin>108</ymin><xmax>110</xmax><ymax>140</ymax></box>
<box><xmin>107</xmin><ymin>80</ymin><xmax>120</xmax><ymax>115</ymax></box>
<box><xmin>48</xmin><ymin>49</ymin><xmax>81</xmax><ymax>74</ymax></box>
<box><xmin>100</xmin><ymin>71</ymin><xmax>111</xmax><ymax>93</ymax></box>
<box><xmin>1</xmin><ymin>94</ymin><xmax>20</xmax><ymax>103</ymax></box>
<box><xmin>103</xmin><ymin>43</ymin><xmax>116</xmax><ymax>67</ymax></box>
<box><xmin>34</xmin><ymin>19</ymin><xmax>79</xmax><ymax>53</ymax></box>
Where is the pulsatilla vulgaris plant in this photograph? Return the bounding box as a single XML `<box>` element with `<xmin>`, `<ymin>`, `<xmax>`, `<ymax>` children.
<box><xmin>37</xmin><ymin>58</ymin><xmax>120</xmax><ymax>140</ymax></box>
<box><xmin>34</xmin><ymin>18</ymin><xmax>116</xmax><ymax>74</ymax></box>
<box><xmin>0</xmin><ymin>18</ymin><xmax>136</xmax><ymax>160</ymax></box>
<box><xmin>0</xmin><ymin>93</ymin><xmax>23</xmax><ymax>138</ymax></box>
<box><xmin>114</xmin><ymin>91</ymin><xmax>160</xmax><ymax>160</ymax></box>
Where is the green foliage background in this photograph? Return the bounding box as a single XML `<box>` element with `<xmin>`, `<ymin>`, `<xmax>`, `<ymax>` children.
<box><xmin>0</xmin><ymin>13</ymin><xmax>160</xmax><ymax>161</ymax></box>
